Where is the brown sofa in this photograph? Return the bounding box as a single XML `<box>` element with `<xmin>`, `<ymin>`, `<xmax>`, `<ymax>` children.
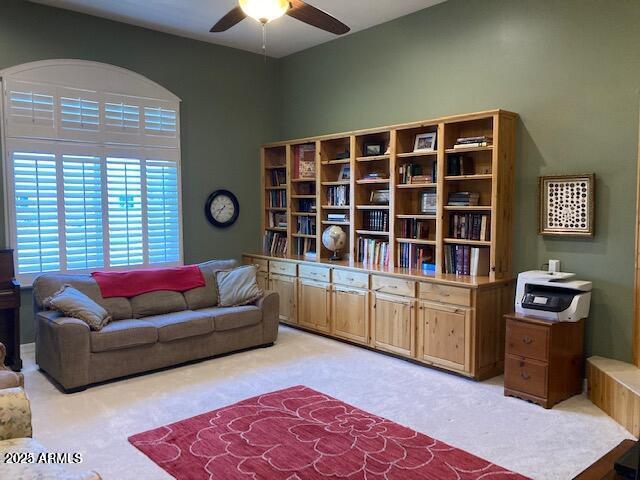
<box><xmin>32</xmin><ymin>260</ymin><xmax>279</xmax><ymax>392</ymax></box>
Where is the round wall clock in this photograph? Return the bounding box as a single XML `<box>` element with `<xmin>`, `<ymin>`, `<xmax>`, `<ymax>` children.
<box><xmin>205</xmin><ymin>190</ymin><xmax>239</xmax><ymax>228</ymax></box>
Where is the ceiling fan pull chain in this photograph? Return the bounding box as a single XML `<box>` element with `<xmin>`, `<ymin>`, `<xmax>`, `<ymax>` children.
<box><xmin>262</xmin><ymin>22</ymin><xmax>267</xmax><ymax>62</ymax></box>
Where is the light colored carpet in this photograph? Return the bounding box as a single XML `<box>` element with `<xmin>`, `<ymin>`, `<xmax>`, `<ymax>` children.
<box><xmin>22</xmin><ymin>326</ymin><xmax>634</xmax><ymax>480</ymax></box>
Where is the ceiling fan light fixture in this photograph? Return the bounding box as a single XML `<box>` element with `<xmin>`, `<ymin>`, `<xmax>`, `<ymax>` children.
<box><xmin>239</xmin><ymin>0</ymin><xmax>289</xmax><ymax>24</ymax></box>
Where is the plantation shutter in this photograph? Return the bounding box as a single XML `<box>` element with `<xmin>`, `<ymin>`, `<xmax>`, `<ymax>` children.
<box><xmin>106</xmin><ymin>156</ymin><xmax>144</xmax><ymax>267</ymax></box>
<box><xmin>146</xmin><ymin>159</ymin><xmax>180</xmax><ymax>263</ymax></box>
<box><xmin>1</xmin><ymin>61</ymin><xmax>182</xmax><ymax>283</ymax></box>
<box><xmin>62</xmin><ymin>155</ymin><xmax>104</xmax><ymax>270</ymax></box>
<box><xmin>11</xmin><ymin>150</ymin><xmax>60</xmax><ymax>274</ymax></box>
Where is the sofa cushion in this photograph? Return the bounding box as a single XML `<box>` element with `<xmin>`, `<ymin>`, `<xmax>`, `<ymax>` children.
<box><xmin>183</xmin><ymin>259</ymin><xmax>238</xmax><ymax>310</ymax></box>
<box><xmin>145</xmin><ymin>311</ymin><xmax>214</xmax><ymax>342</ymax></box>
<box><xmin>90</xmin><ymin>319</ymin><xmax>158</xmax><ymax>353</ymax></box>
<box><xmin>33</xmin><ymin>273</ymin><xmax>132</xmax><ymax>320</ymax></box>
<box><xmin>130</xmin><ymin>290</ymin><xmax>187</xmax><ymax>319</ymax></box>
<box><xmin>198</xmin><ymin>305</ymin><xmax>261</xmax><ymax>332</ymax></box>
<box><xmin>216</xmin><ymin>265</ymin><xmax>263</xmax><ymax>307</ymax></box>
<box><xmin>44</xmin><ymin>285</ymin><xmax>111</xmax><ymax>331</ymax></box>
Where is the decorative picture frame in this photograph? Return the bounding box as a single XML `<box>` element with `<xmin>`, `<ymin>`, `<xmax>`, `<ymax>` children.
<box><xmin>338</xmin><ymin>165</ymin><xmax>350</xmax><ymax>181</ymax></box>
<box><xmin>539</xmin><ymin>174</ymin><xmax>595</xmax><ymax>237</ymax></box>
<box><xmin>414</xmin><ymin>132</ymin><xmax>437</xmax><ymax>152</ymax></box>
<box><xmin>370</xmin><ymin>189</ymin><xmax>390</xmax><ymax>205</ymax></box>
<box><xmin>363</xmin><ymin>142</ymin><xmax>385</xmax><ymax>156</ymax></box>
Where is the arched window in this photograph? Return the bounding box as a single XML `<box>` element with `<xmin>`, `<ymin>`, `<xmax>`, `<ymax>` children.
<box><xmin>0</xmin><ymin>60</ymin><xmax>183</xmax><ymax>283</ymax></box>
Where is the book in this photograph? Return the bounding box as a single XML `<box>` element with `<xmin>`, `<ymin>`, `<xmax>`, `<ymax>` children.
<box><xmin>449</xmin><ymin>213</ymin><xmax>490</xmax><ymax>240</ymax></box>
<box><xmin>326</xmin><ymin>185</ymin><xmax>349</xmax><ymax>206</ymax></box>
<box><xmin>453</xmin><ymin>142</ymin><xmax>488</xmax><ymax>149</ymax></box>
<box><xmin>448</xmin><ymin>192</ymin><xmax>480</xmax><ymax>206</ymax></box>
<box><xmin>447</xmin><ymin>155</ymin><xmax>475</xmax><ymax>176</ymax></box>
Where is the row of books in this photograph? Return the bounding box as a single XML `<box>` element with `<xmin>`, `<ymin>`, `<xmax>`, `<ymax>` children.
<box><xmin>264</xmin><ymin>232</ymin><xmax>287</xmax><ymax>255</ymax></box>
<box><xmin>398</xmin><ymin>218</ymin><xmax>431</xmax><ymax>240</ymax></box>
<box><xmin>363</xmin><ymin>210</ymin><xmax>389</xmax><ymax>232</ymax></box>
<box><xmin>446</xmin><ymin>155</ymin><xmax>475</xmax><ymax>176</ymax></box>
<box><xmin>398</xmin><ymin>162</ymin><xmax>436</xmax><ymax>185</ymax></box>
<box><xmin>444</xmin><ymin>245</ymin><xmax>489</xmax><ymax>276</ymax></box>
<box><xmin>269</xmin><ymin>190</ymin><xmax>286</xmax><ymax>208</ymax></box>
<box><xmin>269</xmin><ymin>212</ymin><xmax>287</xmax><ymax>229</ymax></box>
<box><xmin>270</xmin><ymin>169</ymin><xmax>286</xmax><ymax>187</ymax></box>
<box><xmin>294</xmin><ymin>237</ymin><xmax>315</xmax><ymax>256</ymax></box>
<box><xmin>449</xmin><ymin>213</ymin><xmax>490</xmax><ymax>241</ymax></box>
<box><xmin>453</xmin><ymin>135</ymin><xmax>493</xmax><ymax>149</ymax></box>
<box><xmin>297</xmin><ymin>199</ymin><xmax>315</xmax><ymax>213</ymax></box>
<box><xmin>397</xmin><ymin>243</ymin><xmax>435</xmax><ymax>270</ymax></box>
<box><xmin>357</xmin><ymin>238</ymin><xmax>390</xmax><ymax>267</ymax></box>
<box><xmin>296</xmin><ymin>217</ymin><xmax>316</xmax><ymax>235</ymax></box>
<box><xmin>448</xmin><ymin>191</ymin><xmax>480</xmax><ymax>206</ymax></box>
<box><xmin>326</xmin><ymin>185</ymin><xmax>349</xmax><ymax>206</ymax></box>
<box><xmin>327</xmin><ymin>213</ymin><xmax>349</xmax><ymax>223</ymax></box>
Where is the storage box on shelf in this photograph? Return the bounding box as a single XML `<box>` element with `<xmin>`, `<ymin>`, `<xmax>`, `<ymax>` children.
<box><xmin>244</xmin><ymin>253</ymin><xmax>514</xmax><ymax>380</ymax></box>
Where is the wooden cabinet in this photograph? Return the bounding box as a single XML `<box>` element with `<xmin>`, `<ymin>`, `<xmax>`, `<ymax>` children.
<box><xmin>331</xmin><ymin>286</ymin><xmax>369</xmax><ymax>345</ymax></box>
<box><xmin>269</xmin><ymin>274</ymin><xmax>297</xmax><ymax>325</ymax></box>
<box><xmin>257</xmin><ymin>271</ymin><xmax>268</xmax><ymax>291</ymax></box>
<box><xmin>417</xmin><ymin>302</ymin><xmax>472</xmax><ymax>373</ymax></box>
<box><xmin>372</xmin><ymin>293</ymin><xmax>415</xmax><ymax>358</ymax></box>
<box><xmin>297</xmin><ymin>279</ymin><xmax>331</xmax><ymax>333</ymax></box>
<box><xmin>504</xmin><ymin>314</ymin><xmax>585</xmax><ymax>408</ymax></box>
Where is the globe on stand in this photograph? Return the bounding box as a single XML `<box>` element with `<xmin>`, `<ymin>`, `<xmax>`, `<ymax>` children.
<box><xmin>322</xmin><ymin>225</ymin><xmax>347</xmax><ymax>261</ymax></box>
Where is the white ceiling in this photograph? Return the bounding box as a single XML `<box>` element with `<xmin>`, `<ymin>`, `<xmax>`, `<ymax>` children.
<box><xmin>28</xmin><ymin>0</ymin><xmax>446</xmax><ymax>58</ymax></box>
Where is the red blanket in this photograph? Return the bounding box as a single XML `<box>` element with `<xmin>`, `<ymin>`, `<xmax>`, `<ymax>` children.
<box><xmin>92</xmin><ymin>266</ymin><xmax>205</xmax><ymax>298</ymax></box>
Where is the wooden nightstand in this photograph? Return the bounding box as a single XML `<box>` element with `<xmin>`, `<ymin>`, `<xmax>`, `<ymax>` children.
<box><xmin>504</xmin><ymin>313</ymin><xmax>584</xmax><ymax>408</ymax></box>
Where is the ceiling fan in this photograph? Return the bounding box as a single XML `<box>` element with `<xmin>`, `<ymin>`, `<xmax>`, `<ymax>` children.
<box><xmin>210</xmin><ymin>0</ymin><xmax>350</xmax><ymax>36</ymax></box>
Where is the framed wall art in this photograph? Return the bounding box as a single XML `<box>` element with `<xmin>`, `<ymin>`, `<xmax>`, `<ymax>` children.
<box><xmin>539</xmin><ymin>174</ymin><xmax>595</xmax><ymax>237</ymax></box>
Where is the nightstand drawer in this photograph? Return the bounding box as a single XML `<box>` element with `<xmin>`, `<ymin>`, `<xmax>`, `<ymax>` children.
<box><xmin>299</xmin><ymin>264</ymin><xmax>330</xmax><ymax>282</ymax></box>
<box><xmin>418</xmin><ymin>282</ymin><xmax>471</xmax><ymax>306</ymax></box>
<box><xmin>505</xmin><ymin>355</ymin><xmax>548</xmax><ymax>398</ymax></box>
<box><xmin>372</xmin><ymin>275</ymin><xmax>415</xmax><ymax>298</ymax></box>
<box><xmin>333</xmin><ymin>269</ymin><xmax>369</xmax><ymax>289</ymax></box>
<box><xmin>506</xmin><ymin>319</ymin><xmax>549</xmax><ymax>361</ymax></box>
<box><xmin>269</xmin><ymin>260</ymin><xmax>297</xmax><ymax>277</ymax></box>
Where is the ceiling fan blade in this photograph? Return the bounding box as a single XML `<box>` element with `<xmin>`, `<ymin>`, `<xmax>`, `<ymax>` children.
<box><xmin>286</xmin><ymin>0</ymin><xmax>350</xmax><ymax>35</ymax></box>
<box><xmin>210</xmin><ymin>6</ymin><xmax>247</xmax><ymax>32</ymax></box>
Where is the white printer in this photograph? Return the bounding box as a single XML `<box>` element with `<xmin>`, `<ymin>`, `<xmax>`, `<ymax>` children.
<box><xmin>515</xmin><ymin>270</ymin><xmax>592</xmax><ymax>322</ymax></box>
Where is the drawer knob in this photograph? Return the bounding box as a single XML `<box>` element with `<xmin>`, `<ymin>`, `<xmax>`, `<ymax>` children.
<box><xmin>521</xmin><ymin>372</ymin><xmax>531</xmax><ymax>380</ymax></box>
<box><xmin>522</xmin><ymin>336</ymin><xmax>533</xmax><ymax>345</ymax></box>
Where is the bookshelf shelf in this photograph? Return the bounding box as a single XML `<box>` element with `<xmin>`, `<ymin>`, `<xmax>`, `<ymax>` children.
<box><xmin>356</xmin><ymin>230</ymin><xmax>389</xmax><ymax>236</ymax></box>
<box><xmin>444</xmin><ymin>238</ymin><xmax>491</xmax><ymax>246</ymax></box>
<box><xmin>397</xmin><ymin>151</ymin><xmax>437</xmax><ymax>158</ymax></box>
<box><xmin>397</xmin><ymin>183</ymin><xmax>437</xmax><ymax>189</ymax></box>
<box><xmin>261</xmin><ymin>109</ymin><xmax>516</xmax><ymax>280</ymax></box>
<box><xmin>397</xmin><ymin>238</ymin><xmax>436</xmax><ymax>245</ymax></box>
<box><xmin>445</xmin><ymin>174</ymin><xmax>493</xmax><ymax>181</ymax></box>
<box><xmin>396</xmin><ymin>214</ymin><xmax>436</xmax><ymax>220</ymax></box>
<box><xmin>356</xmin><ymin>205</ymin><xmax>389</xmax><ymax>210</ymax></box>
<box><xmin>356</xmin><ymin>155</ymin><xmax>390</xmax><ymax>162</ymax></box>
<box><xmin>322</xmin><ymin>180</ymin><xmax>350</xmax><ymax>186</ymax></box>
<box><xmin>356</xmin><ymin>178</ymin><xmax>389</xmax><ymax>184</ymax></box>
<box><xmin>445</xmin><ymin>146</ymin><xmax>493</xmax><ymax>154</ymax></box>
<box><xmin>443</xmin><ymin>205</ymin><xmax>492</xmax><ymax>211</ymax></box>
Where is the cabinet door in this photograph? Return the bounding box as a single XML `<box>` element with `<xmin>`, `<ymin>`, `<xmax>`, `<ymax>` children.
<box><xmin>298</xmin><ymin>279</ymin><xmax>331</xmax><ymax>333</ymax></box>
<box><xmin>332</xmin><ymin>286</ymin><xmax>369</xmax><ymax>345</ymax></box>
<box><xmin>372</xmin><ymin>293</ymin><xmax>415</xmax><ymax>358</ymax></box>
<box><xmin>417</xmin><ymin>301</ymin><xmax>471</xmax><ymax>373</ymax></box>
<box><xmin>269</xmin><ymin>274</ymin><xmax>297</xmax><ymax>325</ymax></box>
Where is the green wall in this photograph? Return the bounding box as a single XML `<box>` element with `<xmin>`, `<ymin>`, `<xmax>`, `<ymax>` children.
<box><xmin>276</xmin><ymin>0</ymin><xmax>640</xmax><ymax>362</ymax></box>
<box><xmin>0</xmin><ymin>0</ymin><xmax>278</xmax><ymax>342</ymax></box>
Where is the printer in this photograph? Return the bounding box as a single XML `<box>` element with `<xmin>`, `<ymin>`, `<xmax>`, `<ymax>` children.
<box><xmin>515</xmin><ymin>270</ymin><xmax>592</xmax><ymax>322</ymax></box>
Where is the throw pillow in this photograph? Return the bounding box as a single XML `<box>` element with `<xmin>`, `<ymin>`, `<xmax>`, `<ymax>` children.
<box><xmin>215</xmin><ymin>265</ymin><xmax>263</xmax><ymax>307</ymax></box>
<box><xmin>44</xmin><ymin>285</ymin><xmax>112</xmax><ymax>331</ymax></box>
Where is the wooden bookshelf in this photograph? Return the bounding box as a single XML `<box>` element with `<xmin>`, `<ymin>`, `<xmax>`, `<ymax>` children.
<box><xmin>260</xmin><ymin>109</ymin><xmax>516</xmax><ymax>281</ymax></box>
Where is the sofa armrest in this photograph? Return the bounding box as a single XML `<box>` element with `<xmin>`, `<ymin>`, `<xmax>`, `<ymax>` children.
<box><xmin>0</xmin><ymin>387</ymin><xmax>32</xmax><ymax>441</ymax></box>
<box><xmin>36</xmin><ymin>310</ymin><xmax>91</xmax><ymax>391</ymax></box>
<box><xmin>256</xmin><ymin>291</ymin><xmax>279</xmax><ymax>344</ymax></box>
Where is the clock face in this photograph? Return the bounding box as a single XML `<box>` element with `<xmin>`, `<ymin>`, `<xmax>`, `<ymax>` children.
<box><xmin>205</xmin><ymin>190</ymin><xmax>239</xmax><ymax>228</ymax></box>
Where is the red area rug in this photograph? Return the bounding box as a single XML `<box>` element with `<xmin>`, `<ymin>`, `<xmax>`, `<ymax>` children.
<box><xmin>129</xmin><ymin>385</ymin><xmax>529</xmax><ymax>479</ymax></box>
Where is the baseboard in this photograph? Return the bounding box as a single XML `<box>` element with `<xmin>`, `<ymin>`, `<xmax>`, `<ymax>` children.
<box><xmin>587</xmin><ymin>356</ymin><xmax>640</xmax><ymax>437</ymax></box>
